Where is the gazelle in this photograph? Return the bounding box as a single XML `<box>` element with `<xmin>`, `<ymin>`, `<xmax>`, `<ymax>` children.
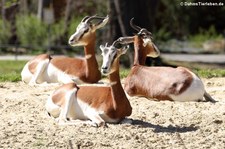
<box><xmin>45</xmin><ymin>40</ymin><xmax>132</xmax><ymax>127</ymax></box>
<box><xmin>117</xmin><ymin>19</ymin><xmax>215</xmax><ymax>102</ymax></box>
<box><xmin>21</xmin><ymin>15</ymin><xmax>108</xmax><ymax>85</ymax></box>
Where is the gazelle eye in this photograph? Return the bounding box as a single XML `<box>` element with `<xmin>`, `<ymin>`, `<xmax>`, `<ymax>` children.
<box><xmin>84</xmin><ymin>28</ymin><xmax>89</xmax><ymax>34</ymax></box>
<box><xmin>140</xmin><ymin>33</ymin><xmax>146</xmax><ymax>38</ymax></box>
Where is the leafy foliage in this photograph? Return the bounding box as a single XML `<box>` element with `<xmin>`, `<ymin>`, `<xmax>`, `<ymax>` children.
<box><xmin>4</xmin><ymin>0</ymin><xmax>17</xmax><ymax>7</ymax></box>
<box><xmin>15</xmin><ymin>14</ymin><xmax>66</xmax><ymax>53</ymax></box>
<box><xmin>0</xmin><ymin>19</ymin><xmax>11</xmax><ymax>44</ymax></box>
<box><xmin>188</xmin><ymin>25</ymin><xmax>224</xmax><ymax>47</ymax></box>
<box><xmin>154</xmin><ymin>27</ymin><xmax>172</xmax><ymax>41</ymax></box>
<box><xmin>120</xmin><ymin>68</ymin><xmax>130</xmax><ymax>79</ymax></box>
<box><xmin>16</xmin><ymin>14</ymin><xmax>48</xmax><ymax>52</ymax></box>
<box><xmin>49</xmin><ymin>19</ymin><xmax>65</xmax><ymax>44</ymax></box>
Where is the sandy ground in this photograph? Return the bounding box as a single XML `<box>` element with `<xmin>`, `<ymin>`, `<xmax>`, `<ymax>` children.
<box><xmin>0</xmin><ymin>78</ymin><xmax>225</xmax><ymax>149</ymax></box>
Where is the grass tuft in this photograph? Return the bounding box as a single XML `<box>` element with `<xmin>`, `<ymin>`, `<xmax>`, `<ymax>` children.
<box><xmin>0</xmin><ymin>60</ymin><xmax>26</xmax><ymax>82</ymax></box>
<box><xmin>194</xmin><ymin>69</ymin><xmax>225</xmax><ymax>78</ymax></box>
<box><xmin>0</xmin><ymin>60</ymin><xmax>225</xmax><ymax>82</ymax></box>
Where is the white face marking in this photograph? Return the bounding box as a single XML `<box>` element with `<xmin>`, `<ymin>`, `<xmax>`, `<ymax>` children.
<box><xmin>68</xmin><ymin>16</ymin><xmax>109</xmax><ymax>47</ymax></box>
<box><xmin>68</xmin><ymin>22</ymin><xmax>90</xmax><ymax>46</ymax></box>
<box><xmin>100</xmin><ymin>45</ymin><xmax>117</xmax><ymax>75</ymax></box>
<box><xmin>143</xmin><ymin>38</ymin><xmax>152</xmax><ymax>47</ymax></box>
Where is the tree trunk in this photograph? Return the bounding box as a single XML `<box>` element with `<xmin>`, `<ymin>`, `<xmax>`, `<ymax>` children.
<box><xmin>20</xmin><ymin>0</ymin><xmax>28</xmax><ymax>14</ymax></box>
<box><xmin>109</xmin><ymin>0</ymin><xmax>159</xmax><ymax>67</ymax></box>
<box><xmin>1</xmin><ymin>0</ymin><xmax>6</xmax><ymax>28</ymax></box>
<box><xmin>37</xmin><ymin>0</ymin><xmax>43</xmax><ymax>20</ymax></box>
<box><xmin>64</xmin><ymin>0</ymin><xmax>73</xmax><ymax>29</ymax></box>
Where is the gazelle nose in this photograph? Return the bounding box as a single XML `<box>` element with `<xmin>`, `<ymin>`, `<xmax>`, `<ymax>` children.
<box><xmin>69</xmin><ymin>38</ymin><xmax>74</xmax><ymax>44</ymax></box>
<box><xmin>101</xmin><ymin>66</ymin><xmax>108</xmax><ymax>70</ymax></box>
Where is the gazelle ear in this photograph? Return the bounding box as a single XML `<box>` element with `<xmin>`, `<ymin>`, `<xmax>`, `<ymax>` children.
<box><xmin>119</xmin><ymin>45</ymin><xmax>129</xmax><ymax>55</ymax></box>
<box><xmin>152</xmin><ymin>43</ymin><xmax>160</xmax><ymax>54</ymax></box>
<box><xmin>146</xmin><ymin>43</ymin><xmax>160</xmax><ymax>58</ymax></box>
<box><xmin>117</xmin><ymin>36</ymin><xmax>134</xmax><ymax>44</ymax></box>
<box><xmin>94</xmin><ymin>15</ymin><xmax>109</xmax><ymax>30</ymax></box>
<box><xmin>100</xmin><ymin>45</ymin><xmax>105</xmax><ymax>51</ymax></box>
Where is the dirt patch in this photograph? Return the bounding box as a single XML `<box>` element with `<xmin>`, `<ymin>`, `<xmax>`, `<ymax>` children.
<box><xmin>0</xmin><ymin>78</ymin><xmax>225</xmax><ymax>148</ymax></box>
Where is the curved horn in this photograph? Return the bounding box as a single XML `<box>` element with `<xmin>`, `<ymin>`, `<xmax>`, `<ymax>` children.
<box><xmin>112</xmin><ymin>36</ymin><xmax>135</xmax><ymax>48</ymax></box>
<box><xmin>112</xmin><ymin>38</ymin><xmax>124</xmax><ymax>49</ymax></box>
<box><xmin>139</xmin><ymin>28</ymin><xmax>152</xmax><ymax>35</ymax></box>
<box><xmin>112</xmin><ymin>37</ymin><xmax>132</xmax><ymax>49</ymax></box>
<box><xmin>81</xmin><ymin>16</ymin><xmax>90</xmax><ymax>22</ymax></box>
<box><xmin>112</xmin><ymin>39</ymin><xmax>120</xmax><ymax>47</ymax></box>
<box><xmin>138</xmin><ymin>28</ymin><xmax>153</xmax><ymax>39</ymax></box>
<box><xmin>130</xmin><ymin>18</ymin><xmax>141</xmax><ymax>32</ymax></box>
<box><xmin>85</xmin><ymin>15</ymin><xmax>107</xmax><ymax>24</ymax></box>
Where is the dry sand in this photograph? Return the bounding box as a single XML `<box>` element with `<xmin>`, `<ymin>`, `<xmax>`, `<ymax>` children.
<box><xmin>0</xmin><ymin>78</ymin><xmax>224</xmax><ymax>148</ymax></box>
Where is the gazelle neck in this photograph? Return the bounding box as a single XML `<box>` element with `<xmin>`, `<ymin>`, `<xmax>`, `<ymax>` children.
<box><xmin>108</xmin><ymin>57</ymin><xmax>131</xmax><ymax>117</ymax></box>
<box><xmin>133</xmin><ymin>36</ymin><xmax>146</xmax><ymax>65</ymax></box>
<box><xmin>84</xmin><ymin>35</ymin><xmax>101</xmax><ymax>82</ymax></box>
<box><xmin>109</xmin><ymin>58</ymin><xmax>126</xmax><ymax>97</ymax></box>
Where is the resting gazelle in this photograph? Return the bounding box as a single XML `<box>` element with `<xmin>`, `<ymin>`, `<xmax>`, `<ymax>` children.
<box><xmin>109</xmin><ymin>19</ymin><xmax>215</xmax><ymax>102</ymax></box>
<box><xmin>21</xmin><ymin>15</ymin><xmax>108</xmax><ymax>85</ymax></box>
<box><xmin>45</xmin><ymin>39</ymin><xmax>132</xmax><ymax>127</ymax></box>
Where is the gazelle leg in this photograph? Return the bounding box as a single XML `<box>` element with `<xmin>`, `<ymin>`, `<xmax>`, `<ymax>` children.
<box><xmin>85</xmin><ymin>110</ymin><xmax>106</xmax><ymax>127</ymax></box>
<box><xmin>29</xmin><ymin>60</ymin><xmax>49</xmax><ymax>85</ymax></box>
<box><xmin>58</xmin><ymin>89</ymin><xmax>77</xmax><ymax>123</ymax></box>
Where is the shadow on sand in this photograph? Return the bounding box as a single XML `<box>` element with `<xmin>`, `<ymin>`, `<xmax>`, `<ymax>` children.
<box><xmin>131</xmin><ymin>119</ymin><xmax>198</xmax><ymax>133</ymax></box>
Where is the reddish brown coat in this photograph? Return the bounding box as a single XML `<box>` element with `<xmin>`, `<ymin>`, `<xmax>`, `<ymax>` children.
<box><xmin>51</xmin><ymin>57</ymin><xmax>132</xmax><ymax>121</ymax></box>
<box><xmin>124</xmin><ymin>35</ymin><xmax>193</xmax><ymax>101</ymax></box>
<box><xmin>125</xmin><ymin>66</ymin><xmax>193</xmax><ymax>101</ymax></box>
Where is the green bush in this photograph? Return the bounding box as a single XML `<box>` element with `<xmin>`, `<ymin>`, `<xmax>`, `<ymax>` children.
<box><xmin>49</xmin><ymin>19</ymin><xmax>65</xmax><ymax>43</ymax></box>
<box><xmin>154</xmin><ymin>27</ymin><xmax>172</xmax><ymax>42</ymax></box>
<box><xmin>15</xmin><ymin>15</ymin><xmax>68</xmax><ymax>53</ymax></box>
<box><xmin>67</xmin><ymin>16</ymin><xmax>84</xmax><ymax>37</ymax></box>
<box><xmin>0</xmin><ymin>19</ymin><xmax>11</xmax><ymax>44</ymax></box>
<box><xmin>188</xmin><ymin>25</ymin><xmax>223</xmax><ymax>47</ymax></box>
<box><xmin>16</xmin><ymin>14</ymin><xmax>48</xmax><ymax>52</ymax></box>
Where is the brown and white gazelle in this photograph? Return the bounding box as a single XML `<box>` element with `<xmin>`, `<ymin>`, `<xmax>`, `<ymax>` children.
<box><xmin>116</xmin><ymin>19</ymin><xmax>215</xmax><ymax>102</ymax></box>
<box><xmin>21</xmin><ymin>15</ymin><xmax>108</xmax><ymax>85</ymax></box>
<box><xmin>45</xmin><ymin>40</ymin><xmax>132</xmax><ymax>127</ymax></box>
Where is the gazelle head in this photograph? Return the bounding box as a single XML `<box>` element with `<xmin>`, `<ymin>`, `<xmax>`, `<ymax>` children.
<box><xmin>130</xmin><ymin>18</ymin><xmax>160</xmax><ymax>58</ymax></box>
<box><xmin>69</xmin><ymin>15</ymin><xmax>109</xmax><ymax>46</ymax></box>
<box><xmin>100</xmin><ymin>40</ymin><xmax>129</xmax><ymax>75</ymax></box>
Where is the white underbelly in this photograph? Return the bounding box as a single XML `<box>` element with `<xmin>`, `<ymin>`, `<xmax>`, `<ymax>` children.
<box><xmin>75</xmin><ymin>98</ymin><xmax>119</xmax><ymax>123</ymax></box>
<box><xmin>169</xmin><ymin>74</ymin><xmax>205</xmax><ymax>101</ymax></box>
<box><xmin>46</xmin><ymin>63</ymin><xmax>83</xmax><ymax>84</ymax></box>
<box><xmin>21</xmin><ymin>63</ymin><xmax>32</xmax><ymax>83</ymax></box>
